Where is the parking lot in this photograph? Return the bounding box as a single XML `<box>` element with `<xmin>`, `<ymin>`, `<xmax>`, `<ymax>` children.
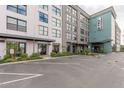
<box><xmin>0</xmin><ymin>52</ymin><xmax>124</xmax><ymax>88</ymax></box>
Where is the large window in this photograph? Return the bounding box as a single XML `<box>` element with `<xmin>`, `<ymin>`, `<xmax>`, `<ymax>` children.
<box><xmin>39</xmin><ymin>12</ymin><xmax>48</xmax><ymax>23</ymax></box>
<box><xmin>7</xmin><ymin>16</ymin><xmax>27</xmax><ymax>32</ymax></box>
<box><xmin>72</xmin><ymin>17</ymin><xmax>76</xmax><ymax>24</ymax></box>
<box><xmin>39</xmin><ymin>25</ymin><xmax>48</xmax><ymax>36</ymax></box>
<box><xmin>67</xmin><ymin>24</ymin><xmax>71</xmax><ymax>31</ymax></box>
<box><xmin>52</xmin><ymin>29</ymin><xmax>61</xmax><ymax>38</ymax></box>
<box><xmin>52</xmin><ymin>44</ymin><xmax>60</xmax><ymax>53</ymax></box>
<box><xmin>52</xmin><ymin>18</ymin><xmax>61</xmax><ymax>27</ymax></box>
<box><xmin>6</xmin><ymin>41</ymin><xmax>26</xmax><ymax>56</ymax></box>
<box><xmin>80</xmin><ymin>36</ymin><xmax>84</xmax><ymax>42</ymax></box>
<box><xmin>72</xmin><ymin>26</ymin><xmax>76</xmax><ymax>32</ymax></box>
<box><xmin>72</xmin><ymin>34</ymin><xmax>77</xmax><ymax>40</ymax></box>
<box><xmin>7</xmin><ymin>5</ymin><xmax>27</xmax><ymax>15</ymax></box>
<box><xmin>80</xmin><ymin>29</ymin><xmax>84</xmax><ymax>35</ymax></box>
<box><xmin>39</xmin><ymin>5</ymin><xmax>48</xmax><ymax>11</ymax></box>
<box><xmin>97</xmin><ymin>17</ymin><xmax>103</xmax><ymax>31</ymax></box>
<box><xmin>72</xmin><ymin>8</ymin><xmax>77</xmax><ymax>16</ymax></box>
<box><xmin>67</xmin><ymin>14</ymin><xmax>71</xmax><ymax>22</ymax></box>
<box><xmin>52</xmin><ymin>6</ymin><xmax>61</xmax><ymax>16</ymax></box>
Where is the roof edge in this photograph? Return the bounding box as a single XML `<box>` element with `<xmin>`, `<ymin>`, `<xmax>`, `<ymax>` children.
<box><xmin>90</xmin><ymin>6</ymin><xmax>117</xmax><ymax>19</ymax></box>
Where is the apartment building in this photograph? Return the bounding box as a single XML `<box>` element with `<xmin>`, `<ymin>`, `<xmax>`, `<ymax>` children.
<box><xmin>62</xmin><ymin>5</ymin><xmax>90</xmax><ymax>53</ymax></box>
<box><xmin>0</xmin><ymin>5</ymin><xmax>121</xmax><ymax>59</ymax></box>
<box><xmin>0</xmin><ymin>5</ymin><xmax>62</xmax><ymax>59</ymax></box>
<box><xmin>115</xmin><ymin>22</ymin><xmax>121</xmax><ymax>51</ymax></box>
<box><xmin>89</xmin><ymin>7</ymin><xmax>121</xmax><ymax>53</ymax></box>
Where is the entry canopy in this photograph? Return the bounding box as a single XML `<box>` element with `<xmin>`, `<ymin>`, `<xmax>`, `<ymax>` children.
<box><xmin>0</xmin><ymin>33</ymin><xmax>55</xmax><ymax>42</ymax></box>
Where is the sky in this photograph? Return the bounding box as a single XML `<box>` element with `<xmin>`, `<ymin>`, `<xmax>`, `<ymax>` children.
<box><xmin>79</xmin><ymin>5</ymin><xmax>124</xmax><ymax>45</ymax></box>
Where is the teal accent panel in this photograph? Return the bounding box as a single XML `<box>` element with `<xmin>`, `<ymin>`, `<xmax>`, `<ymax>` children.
<box><xmin>89</xmin><ymin>12</ymin><xmax>112</xmax><ymax>43</ymax></box>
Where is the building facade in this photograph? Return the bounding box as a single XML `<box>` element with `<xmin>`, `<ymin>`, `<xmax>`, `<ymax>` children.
<box><xmin>115</xmin><ymin>22</ymin><xmax>121</xmax><ymax>51</ymax></box>
<box><xmin>0</xmin><ymin>5</ymin><xmax>121</xmax><ymax>59</ymax></box>
<box><xmin>62</xmin><ymin>5</ymin><xmax>90</xmax><ymax>53</ymax></box>
<box><xmin>89</xmin><ymin>7</ymin><xmax>121</xmax><ymax>53</ymax></box>
<box><xmin>0</xmin><ymin>5</ymin><xmax>62</xmax><ymax>59</ymax></box>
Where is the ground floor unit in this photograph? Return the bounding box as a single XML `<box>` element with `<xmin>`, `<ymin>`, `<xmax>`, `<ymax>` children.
<box><xmin>90</xmin><ymin>41</ymin><xmax>120</xmax><ymax>53</ymax></box>
<box><xmin>62</xmin><ymin>42</ymin><xmax>88</xmax><ymax>53</ymax></box>
<box><xmin>0</xmin><ymin>37</ymin><xmax>62</xmax><ymax>59</ymax></box>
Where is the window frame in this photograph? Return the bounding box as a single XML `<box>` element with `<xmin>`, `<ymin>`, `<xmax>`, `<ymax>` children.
<box><xmin>7</xmin><ymin>5</ymin><xmax>27</xmax><ymax>16</ymax></box>
<box><xmin>39</xmin><ymin>12</ymin><xmax>48</xmax><ymax>23</ymax></box>
<box><xmin>7</xmin><ymin>16</ymin><xmax>27</xmax><ymax>32</ymax></box>
<box><xmin>52</xmin><ymin>6</ymin><xmax>61</xmax><ymax>16</ymax></box>
<box><xmin>52</xmin><ymin>29</ymin><xmax>61</xmax><ymax>38</ymax></box>
<box><xmin>52</xmin><ymin>17</ymin><xmax>61</xmax><ymax>27</ymax></box>
<box><xmin>39</xmin><ymin>25</ymin><xmax>48</xmax><ymax>36</ymax></box>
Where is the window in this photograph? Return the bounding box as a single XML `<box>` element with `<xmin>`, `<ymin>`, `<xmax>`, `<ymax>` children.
<box><xmin>39</xmin><ymin>25</ymin><xmax>48</xmax><ymax>36</ymax></box>
<box><xmin>72</xmin><ymin>26</ymin><xmax>76</xmax><ymax>32</ymax></box>
<box><xmin>52</xmin><ymin>6</ymin><xmax>61</xmax><ymax>16</ymax></box>
<box><xmin>67</xmin><ymin>14</ymin><xmax>71</xmax><ymax>22</ymax></box>
<box><xmin>7</xmin><ymin>16</ymin><xmax>27</xmax><ymax>32</ymax></box>
<box><xmin>39</xmin><ymin>5</ymin><xmax>48</xmax><ymax>11</ymax></box>
<box><xmin>6</xmin><ymin>41</ymin><xmax>26</xmax><ymax>56</ymax></box>
<box><xmin>80</xmin><ymin>14</ymin><xmax>85</xmax><ymax>21</ymax></box>
<box><xmin>52</xmin><ymin>18</ymin><xmax>61</xmax><ymax>27</ymax></box>
<box><xmin>72</xmin><ymin>34</ymin><xmax>77</xmax><ymax>40</ymax></box>
<box><xmin>80</xmin><ymin>29</ymin><xmax>84</xmax><ymax>35</ymax></box>
<box><xmin>72</xmin><ymin>17</ymin><xmax>76</xmax><ymax>24</ymax></box>
<box><xmin>80</xmin><ymin>36</ymin><xmax>84</xmax><ymax>42</ymax></box>
<box><xmin>39</xmin><ymin>12</ymin><xmax>48</xmax><ymax>23</ymax></box>
<box><xmin>67</xmin><ymin>6</ymin><xmax>71</xmax><ymax>13</ymax></box>
<box><xmin>97</xmin><ymin>17</ymin><xmax>103</xmax><ymax>31</ymax></box>
<box><xmin>7</xmin><ymin>5</ymin><xmax>27</xmax><ymax>15</ymax></box>
<box><xmin>67</xmin><ymin>24</ymin><xmax>71</xmax><ymax>31</ymax></box>
<box><xmin>52</xmin><ymin>29</ymin><xmax>61</xmax><ymax>38</ymax></box>
<box><xmin>72</xmin><ymin>8</ymin><xmax>77</xmax><ymax>16</ymax></box>
<box><xmin>18</xmin><ymin>20</ymin><xmax>27</xmax><ymax>31</ymax></box>
<box><xmin>52</xmin><ymin>44</ymin><xmax>60</xmax><ymax>53</ymax></box>
<box><xmin>66</xmin><ymin>33</ymin><xmax>71</xmax><ymax>40</ymax></box>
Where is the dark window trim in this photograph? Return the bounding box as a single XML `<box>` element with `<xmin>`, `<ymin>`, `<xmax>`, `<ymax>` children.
<box><xmin>39</xmin><ymin>12</ymin><xmax>48</xmax><ymax>23</ymax></box>
<box><xmin>7</xmin><ymin>5</ymin><xmax>27</xmax><ymax>16</ymax></box>
<box><xmin>39</xmin><ymin>25</ymin><xmax>48</xmax><ymax>36</ymax></box>
<box><xmin>7</xmin><ymin>16</ymin><xmax>27</xmax><ymax>32</ymax></box>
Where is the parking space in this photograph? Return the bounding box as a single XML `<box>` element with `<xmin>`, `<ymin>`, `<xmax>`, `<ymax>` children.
<box><xmin>0</xmin><ymin>53</ymin><xmax>124</xmax><ymax>87</ymax></box>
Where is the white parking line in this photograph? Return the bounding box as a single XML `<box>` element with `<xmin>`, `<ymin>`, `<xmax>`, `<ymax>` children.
<box><xmin>0</xmin><ymin>73</ymin><xmax>43</xmax><ymax>86</ymax></box>
<box><xmin>0</xmin><ymin>72</ymin><xmax>40</xmax><ymax>76</ymax></box>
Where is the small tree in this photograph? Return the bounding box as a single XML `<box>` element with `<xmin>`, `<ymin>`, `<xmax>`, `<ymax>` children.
<box><xmin>7</xmin><ymin>42</ymin><xmax>18</xmax><ymax>61</ymax></box>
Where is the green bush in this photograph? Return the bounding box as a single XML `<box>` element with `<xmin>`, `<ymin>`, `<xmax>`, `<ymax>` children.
<box><xmin>3</xmin><ymin>54</ymin><xmax>11</xmax><ymax>60</ymax></box>
<box><xmin>30</xmin><ymin>53</ymin><xmax>43</xmax><ymax>60</ymax></box>
<box><xmin>3</xmin><ymin>58</ymin><xmax>15</xmax><ymax>63</ymax></box>
<box><xmin>50</xmin><ymin>52</ymin><xmax>57</xmax><ymax>57</ymax></box>
<box><xmin>17</xmin><ymin>53</ymin><xmax>29</xmax><ymax>61</ymax></box>
<box><xmin>80</xmin><ymin>48</ymin><xmax>92</xmax><ymax>55</ymax></box>
<box><xmin>50</xmin><ymin>52</ymin><xmax>73</xmax><ymax>57</ymax></box>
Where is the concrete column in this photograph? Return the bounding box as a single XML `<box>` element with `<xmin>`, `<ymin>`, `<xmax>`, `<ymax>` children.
<box><xmin>0</xmin><ymin>40</ymin><xmax>6</xmax><ymax>59</ymax></box>
<box><xmin>47</xmin><ymin>43</ymin><xmax>52</xmax><ymax>55</ymax></box>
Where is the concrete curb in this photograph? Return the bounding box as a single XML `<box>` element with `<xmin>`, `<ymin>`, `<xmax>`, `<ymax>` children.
<box><xmin>0</xmin><ymin>55</ymin><xmax>79</xmax><ymax>66</ymax></box>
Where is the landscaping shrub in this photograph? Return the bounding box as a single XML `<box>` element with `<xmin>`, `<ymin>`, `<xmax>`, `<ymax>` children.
<box><xmin>17</xmin><ymin>53</ymin><xmax>29</xmax><ymax>61</ymax></box>
<box><xmin>3</xmin><ymin>54</ymin><xmax>11</xmax><ymax>60</ymax></box>
<box><xmin>50</xmin><ymin>52</ymin><xmax>57</xmax><ymax>57</ymax></box>
<box><xmin>30</xmin><ymin>53</ymin><xmax>43</xmax><ymax>60</ymax></box>
<box><xmin>3</xmin><ymin>58</ymin><xmax>15</xmax><ymax>63</ymax></box>
<box><xmin>50</xmin><ymin>52</ymin><xmax>74</xmax><ymax>57</ymax></box>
